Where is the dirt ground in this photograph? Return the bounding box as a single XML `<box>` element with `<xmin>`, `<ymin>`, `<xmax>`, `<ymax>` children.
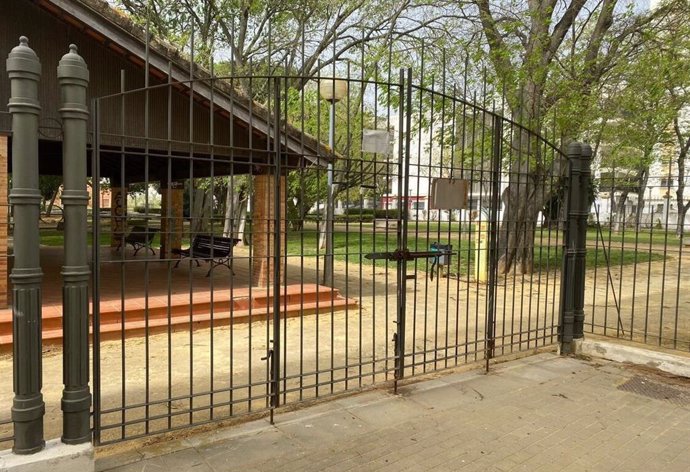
<box><xmin>0</xmin><ymin>245</ymin><xmax>685</xmax><ymax>446</ymax></box>
<box><xmin>585</xmin><ymin>250</ymin><xmax>690</xmax><ymax>351</ymax></box>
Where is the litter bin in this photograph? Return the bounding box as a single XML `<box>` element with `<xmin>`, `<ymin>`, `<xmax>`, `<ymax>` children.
<box><xmin>430</xmin><ymin>242</ymin><xmax>452</xmax><ymax>279</ymax></box>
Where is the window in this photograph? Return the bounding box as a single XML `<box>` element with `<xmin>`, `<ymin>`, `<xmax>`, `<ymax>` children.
<box><xmin>661</xmin><ymin>178</ymin><xmax>674</xmax><ymax>187</ymax></box>
<box><xmin>412</xmin><ymin>201</ymin><xmax>426</xmax><ymax>210</ymax></box>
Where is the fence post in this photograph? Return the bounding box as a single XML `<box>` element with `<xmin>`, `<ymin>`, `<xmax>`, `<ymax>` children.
<box><xmin>58</xmin><ymin>44</ymin><xmax>92</xmax><ymax>444</ymax></box>
<box><xmin>573</xmin><ymin>144</ymin><xmax>592</xmax><ymax>340</ymax></box>
<box><xmin>560</xmin><ymin>142</ymin><xmax>589</xmax><ymax>354</ymax></box>
<box><xmin>6</xmin><ymin>36</ymin><xmax>45</xmax><ymax>454</ymax></box>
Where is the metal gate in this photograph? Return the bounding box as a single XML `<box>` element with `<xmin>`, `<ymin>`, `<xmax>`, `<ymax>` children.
<box><xmin>89</xmin><ymin>64</ymin><xmax>571</xmax><ymax>444</ymax></box>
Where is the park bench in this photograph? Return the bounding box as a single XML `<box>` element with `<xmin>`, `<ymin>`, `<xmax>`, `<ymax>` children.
<box><xmin>173</xmin><ymin>234</ymin><xmax>241</xmax><ymax>276</ymax></box>
<box><xmin>118</xmin><ymin>225</ymin><xmax>158</xmax><ymax>255</ymax></box>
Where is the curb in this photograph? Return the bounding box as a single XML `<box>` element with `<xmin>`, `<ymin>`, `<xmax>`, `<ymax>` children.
<box><xmin>577</xmin><ymin>339</ymin><xmax>690</xmax><ymax>378</ymax></box>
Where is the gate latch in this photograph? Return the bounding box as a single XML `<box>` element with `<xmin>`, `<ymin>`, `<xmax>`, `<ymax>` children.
<box><xmin>365</xmin><ymin>248</ymin><xmax>454</xmax><ymax>262</ymax></box>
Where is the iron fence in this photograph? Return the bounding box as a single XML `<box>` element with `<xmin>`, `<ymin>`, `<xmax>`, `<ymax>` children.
<box><xmin>89</xmin><ymin>62</ymin><xmax>569</xmax><ymax>444</ymax></box>
<box><xmin>0</xmin><ymin>32</ymin><xmax>580</xmax><ymax>451</ymax></box>
<box><xmin>587</xmin><ymin>170</ymin><xmax>690</xmax><ymax>351</ymax></box>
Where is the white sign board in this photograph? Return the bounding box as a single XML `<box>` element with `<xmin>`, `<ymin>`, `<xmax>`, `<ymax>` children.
<box><xmin>429</xmin><ymin>178</ymin><xmax>469</xmax><ymax>210</ymax></box>
<box><xmin>362</xmin><ymin>129</ymin><xmax>394</xmax><ymax>155</ymax></box>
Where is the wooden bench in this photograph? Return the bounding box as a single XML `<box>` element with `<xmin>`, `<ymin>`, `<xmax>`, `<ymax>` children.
<box><xmin>173</xmin><ymin>234</ymin><xmax>241</xmax><ymax>276</ymax></box>
<box><xmin>119</xmin><ymin>225</ymin><xmax>158</xmax><ymax>256</ymax></box>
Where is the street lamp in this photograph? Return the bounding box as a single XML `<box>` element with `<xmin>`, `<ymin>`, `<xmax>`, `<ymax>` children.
<box><xmin>319</xmin><ymin>78</ymin><xmax>347</xmax><ymax>286</ymax></box>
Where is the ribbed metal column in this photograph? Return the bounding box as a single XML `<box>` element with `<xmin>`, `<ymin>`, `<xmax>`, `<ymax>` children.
<box><xmin>6</xmin><ymin>36</ymin><xmax>45</xmax><ymax>455</ymax></box>
<box><xmin>559</xmin><ymin>142</ymin><xmax>583</xmax><ymax>354</ymax></box>
<box><xmin>573</xmin><ymin>144</ymin><xmax>592</xmax><ymax>339</ymax></box>
<box><xmin>58</xmin><ymin>44</ymin><xmax>92</xmax><ymax>444</ymax></box>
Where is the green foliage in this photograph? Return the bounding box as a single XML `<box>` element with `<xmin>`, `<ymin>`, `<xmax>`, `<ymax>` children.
<box><xmin>39</xmin><ymin>175</ymin><xmax>62</xmax><ymax>204</ymax></box>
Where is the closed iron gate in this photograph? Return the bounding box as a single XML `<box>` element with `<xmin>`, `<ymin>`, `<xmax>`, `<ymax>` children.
<box><xmin>90</xmin><ymin>65</ymin><xmax>571</xmax><ymax>444</ymax></box>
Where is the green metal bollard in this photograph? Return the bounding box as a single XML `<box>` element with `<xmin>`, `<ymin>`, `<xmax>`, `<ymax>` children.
<box><xmin>6</xmin><ymin>36</ymin><xmax>45</xmax><ymax>455</ymax></box>
<box><xmin>58</xmin><ymin>44</ymin><xmax>92</xmax><ymax>444</ymax></box>
<box><xmin>559</xmin><ymin>142</ymin><xmax>583</xmax><ymax>354</ymax></box>
<box><xmin>573</xmin><ymin>144</ymin><xmax>592</xmax><ymax>339</ymax></box>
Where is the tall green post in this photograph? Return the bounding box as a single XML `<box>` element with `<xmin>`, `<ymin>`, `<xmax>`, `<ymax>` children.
<box><xmin>560</xmin><ymin>141</ymin><xmax>592</xmax><ymax>354</ymax></box>
<box><xmin>58</xmin><ymin>44</ymin><xmax>92</xmax><ymax>444</ymax></box>
<box><xmin>573</xmin><ymin>144</ymin><xmax>592</xmax><ymax>340</ymax></box>
<box><xmin>6</xmin><ymin>36</ymin><xmax>45</xmax><ymax>454</ymax></box>
<box><xmin>559</xmin><ymin>142</ymin><xmax>581</xmax><ymax>354</ymax></box>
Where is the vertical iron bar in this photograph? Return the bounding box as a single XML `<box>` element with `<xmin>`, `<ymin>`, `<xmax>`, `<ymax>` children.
<box><xmin>6</xmin><ymin>36</ymin><xmax>45</xmax><ymax>455</ymax></box>
<box><xmin>91</xmin><ymin>98</ymin><xmax>101</xmax><ymax>444</ymax></box>
<box><xmin>271</xmin><ymin>79</ymin><xmax>282</xmax><ymax>422</ymax></box>
<box><xmin>485</xmin><ymin>115</ymin><xmax>502</xmax><ymax>372</ymax></box>
<box><xmin>187</xmin><ymin>26</ymin><xmax>195</xmax><ymax>425</ymax></box>
<box><xmin>166</xmin><ymin>60</ymin><xmax>173</xmax><ymax>430</ymax></box>
<box><xmin>394</xmin><ymin>69</ymin><xmax>411</xmax><ymax>391</ymax></box>
<box><xmin>58</xmin><ymin>44</ymin><xmax>92</xmax><ymax>444</ymax></box>
<box><xmin>143</xmin><ymin>17</ymin><xmax>151</xmax><ymax>434</ymax></box>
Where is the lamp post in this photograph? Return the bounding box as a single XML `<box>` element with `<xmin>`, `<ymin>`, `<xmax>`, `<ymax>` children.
<box><xmin>319</xmin><ymin>78</ymin><xmax>347</xmax><ymax>286</ymax></box>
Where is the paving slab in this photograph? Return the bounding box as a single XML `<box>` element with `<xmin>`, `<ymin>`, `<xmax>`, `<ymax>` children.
<box><xmin>97</xmin><ymin>353</ymin><xmax>690</xmax><ymax>471</ymax></box>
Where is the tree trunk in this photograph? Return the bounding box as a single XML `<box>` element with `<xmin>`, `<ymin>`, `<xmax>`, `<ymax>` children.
<box><xmin>496</xmin><ymin>122</ymin><xmax>556</xmax><ymax>275</ymax></box>
<box><xmin>236</xmin><ymin>198</ymin><xmax>248</xmax><ymax>246</ymax></box>
<box><xmin>613</xmin><ymin>191</ymin><xmax>629</xmax><ymax>233</ymax></box>
<box><xmin>223</xmin><ymin>176</ymin><xmax>239</xmax><ymax>237</ymax></box>
<box><xmin>497</xmin><ymin>187</ymin><xmax>545</xmax><ymax>275</ymax></box>
<box><xmin>46</xmin><ymin>189</ymin><xmax>59</xmax><ymax>217</ymax></box>
<box><xmin>636</xmin><ymin>170</ymin><xmax>649</xmax><ymax>229</ymax></box>
<box><xmin>674</xmin><ymin>134</ymin><xmax>689</xmax><ymax>237</ymax></box>
<box><xmin>677</xmin><ymin>205</ymin><xmax>689</xmax><ymax>238</ymax></box>
<box><xmin>191</xmin><ymin>187</ymin><xmax>210</xmax><ymax>234</ymax></box>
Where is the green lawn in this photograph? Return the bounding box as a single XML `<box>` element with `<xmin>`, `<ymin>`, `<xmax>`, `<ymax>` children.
<box><xmin>39</xmin><ymin>226</ymin><xmax>664</xmax><ymax>273</ymax></box>
<box><xmin>585</xmin><ymin>227</ymin><xmax>683</xmax><ymax>247</ymax></box>
<box><xmin>285</xmin><ymin>229</ymin><xmax>663</xmax><ymax>274</ymax></box>
<box><xmin>40</xmin><ymin>229</ymin><xmax>113</xmax><ymax>247</ymax></box>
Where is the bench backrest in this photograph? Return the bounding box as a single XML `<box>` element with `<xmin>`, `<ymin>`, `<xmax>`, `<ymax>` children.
<box><xmin>190</xmin><ymin>235</ymin><xmax>239</xmax><ymax>256</ymax></box>
<box><xmin>127</xmin><ymin>226</ymin><xmax>157</xmax><ymax>243</ymax></box>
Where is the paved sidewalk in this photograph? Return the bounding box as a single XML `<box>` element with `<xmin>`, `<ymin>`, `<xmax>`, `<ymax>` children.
<box><xmin>97</xmin><ymin>353</ymin><xmax>690</xmax><ymax>471</ymax></box>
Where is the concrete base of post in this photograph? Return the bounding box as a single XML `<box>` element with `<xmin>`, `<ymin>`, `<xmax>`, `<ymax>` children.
<box><xmin>0</xmin><ymin>439</ymin><xmax>93</xmax><ymax>472</ymax></box>
<box><xmin>558</xmin><ymin>338</ymin><xmax>582</xmax><ymax>356</ymax></box>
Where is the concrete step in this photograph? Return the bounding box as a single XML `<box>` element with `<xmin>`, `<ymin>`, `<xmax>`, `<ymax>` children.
<box><xmin>0</xmin><ymin>284</ymin><xmax>357</xmax><ymax>348</ymax></box>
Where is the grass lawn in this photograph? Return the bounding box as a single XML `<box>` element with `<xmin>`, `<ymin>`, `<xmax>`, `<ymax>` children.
<box><xmin>285</xmin><ymin>229</ymin><xmax>663</xmax><ymax>274</ymax></box>
<box><xmin>585</xmin><ymin>227</ymin><xmax>683</xmax><ymax>248</ymax></box>
<box><xmin>39</xmin><ymin>229</ymin><xmax>190</xmax><ymax>248</ymax></box>
<box><xmin>38</xmin><ymin>225</ymin><xmax>664</xmax><ymax>273</ymax></box>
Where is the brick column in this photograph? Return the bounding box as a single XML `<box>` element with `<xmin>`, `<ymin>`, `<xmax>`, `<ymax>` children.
<box><xmin>110</xmin><ymin>184</ymin><xmax>126</xmax><ymax>249</ymax></box>
<box><xmin>160</xmin><ymin>180</ymin><xmax>184</xmax><ymax>259</ymax></box>
<box><xmin>0</xmin><ymin>135</ymin><xmax>8</xmax><ymax>307</ymax></box>
<box><xmin>252</xmin><ymin>173</ymin><xmax>286</xmax><ymax>287</ymax></box>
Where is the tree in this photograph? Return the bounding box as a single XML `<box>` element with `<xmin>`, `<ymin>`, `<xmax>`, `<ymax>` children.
<box><xmin>114</xmin><ymin>0</ymin><xmax>455</xmax><ymax>240</ymax></box>
<box><xmin>39</xmin><ymin>176</ymin><xmax>62</xmax><ymax>217</ymax></box>
<box><xmin>465</xmin><ymin>0</ymin><xmax>678</xmax><ymax>273</ymax></box>
<box><xmin>596</xmin><ymin>47</ymin><xmax>679</xmax><ymax>232</ymax></box>
<box><xmin>590</xmin><ymin>5</ymin><xmax>689</xmax><ymax>234</ymax></box>
<box><xmin>115</xmin><ymin>0</ymin><xmax>458</xmax><ymax>88</ymax></box>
